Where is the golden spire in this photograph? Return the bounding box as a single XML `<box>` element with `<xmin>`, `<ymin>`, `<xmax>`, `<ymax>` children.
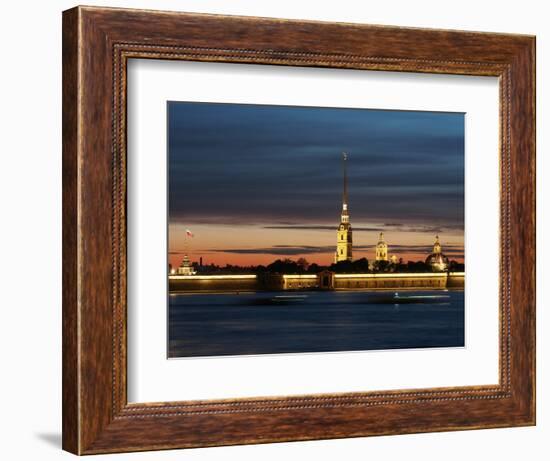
<box><xmin>341</xmin><ymin>152</ymin><xmax>349</xmax><ymax>223</ymax></box>
<box><xmin>342</xmin><ymin>152</ymin><xmax>348</xmax><ymax>207</ymax></box>
<box><xmin>335</xmin><ymin>152</ymin><xmax>353</xmax><ymax>263</ymax></box>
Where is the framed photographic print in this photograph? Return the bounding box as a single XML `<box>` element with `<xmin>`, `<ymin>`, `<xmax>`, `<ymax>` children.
<box><xmin>62</xmin><ymin>6</ymin><xmax>535</xmax><ymax>455</ymax></box>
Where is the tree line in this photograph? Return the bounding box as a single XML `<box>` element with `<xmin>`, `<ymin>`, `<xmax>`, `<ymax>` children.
<box><xmin>178</xmin><ymin>257</ymin><xmax>464</xmax><ymax>275</ymax></box>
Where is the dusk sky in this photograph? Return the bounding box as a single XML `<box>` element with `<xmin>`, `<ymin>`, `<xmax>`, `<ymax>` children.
<box><xmin>168</xmin><ymin>102</ymin><xmax>464</xmax><ymax>268</ymax></box>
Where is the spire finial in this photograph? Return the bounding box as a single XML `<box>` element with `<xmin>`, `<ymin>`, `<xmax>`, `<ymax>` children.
<box><xmin>342</xmin><ymin>152</ymin><xmax>348</xmax><ymax>207</ymax></box>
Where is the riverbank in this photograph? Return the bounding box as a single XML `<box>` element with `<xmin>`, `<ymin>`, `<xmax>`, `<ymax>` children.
<box><xmin>169</xmin><ymin>271</ymin><xmax>465</xmax><ymax>293</ymax></box>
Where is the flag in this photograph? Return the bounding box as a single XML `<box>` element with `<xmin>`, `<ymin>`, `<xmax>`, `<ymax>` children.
<box><xmin>185</xmin><ymin>229</ymin><xmax>194</xmax><ymax>238</ymax></box>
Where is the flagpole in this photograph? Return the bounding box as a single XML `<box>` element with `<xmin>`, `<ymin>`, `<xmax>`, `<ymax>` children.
<box><xmin>183</xmin><ymin>228</ymin><xmax>193</xmax><ymax>259</ymax></box>
<box><xmin>182</xmin><ymin>225</ymin><xmax>188</xmax><ymax>259</ymax></box>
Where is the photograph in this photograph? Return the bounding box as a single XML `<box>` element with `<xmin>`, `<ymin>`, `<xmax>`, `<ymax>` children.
<box><xmin>167</xmin><ymin>102</ymin><xmax>466</xmax><ymax>358</ymax></box>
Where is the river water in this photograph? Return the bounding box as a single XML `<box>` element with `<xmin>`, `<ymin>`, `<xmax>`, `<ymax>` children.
<box><xmin>168</xmin><ymin>289</ymin><xmax>464</xmax><ymax>358</ymax></box>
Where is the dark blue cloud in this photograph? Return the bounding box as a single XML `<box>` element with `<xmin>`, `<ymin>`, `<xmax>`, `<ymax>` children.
<box><xmin>176</xmin><ymin>243</ymin><xmax>464</xmax><ymax>257</ymax></box>
<box><xmin>168</xmin><ymin>102</ymin><xmax>464</xmax><ymax>227</ymax></box>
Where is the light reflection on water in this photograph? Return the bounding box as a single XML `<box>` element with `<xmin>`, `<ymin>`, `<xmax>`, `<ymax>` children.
<box><xmin>168</xmin><ymin>290</ymin><xmax>464</xmax><ymax>358</ymax></box>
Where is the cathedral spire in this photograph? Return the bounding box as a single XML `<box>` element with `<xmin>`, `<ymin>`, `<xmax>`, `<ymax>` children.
<box><xmin>341</xmin><ymin>152</ymin><xmax>349</xmax><ymax>223</ymax></box>
<box><xmin>335</xmin><ymin>152</ymin><xmax>353</xmax><ymax>262</ymax></box>
<box><xmin>343</xmin><ymin>152</ymin><xmax>348</xmax><ymax>206</ymax></box>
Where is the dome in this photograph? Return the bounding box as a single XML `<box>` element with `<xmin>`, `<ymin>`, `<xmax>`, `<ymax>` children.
<box><xmin>425</xmin><ymin>252</ymin><xmax>449</xmax><ymax>271</ymax></box>
<box><xmin>425</xmin><ymin>235</ymin><xmax>449</xmax><ymax>271</ymax></box>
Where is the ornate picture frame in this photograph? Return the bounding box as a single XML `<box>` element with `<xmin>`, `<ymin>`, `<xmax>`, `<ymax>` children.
<box><xmin>62</xmin><ymin>6</ymin><xmax>535</xmax><ymax>454</ymax></box>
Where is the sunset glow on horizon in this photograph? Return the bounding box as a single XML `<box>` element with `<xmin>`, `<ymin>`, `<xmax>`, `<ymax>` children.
<box><xmin>168</xmin><ymin>221</ymin><xmax>464</xmax><ymax>268</ymax></box>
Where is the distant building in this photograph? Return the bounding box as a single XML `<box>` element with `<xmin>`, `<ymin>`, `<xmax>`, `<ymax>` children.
<box><xmin>390</xmin><ymin>254</ymin><xmax>398</xmax><ymax>264</ymax></box>
<box><xmin>375</xmin><ymin>232</ymin><xmax>389</xmax><ymax>261</ymax></box>
<box><xmin>425</xmin><ymin>235</ymin><xmax>449</xmax><ymax>272</ymax></box>
<box><xmin>335</xmin><ymin>153</ymin><xmax>353</xmax><ymax>262</ymax></box>
<box><xmin>177</xmin><ymin>254</ymin><xmax>196</xmax><ymax>275</ymax></box>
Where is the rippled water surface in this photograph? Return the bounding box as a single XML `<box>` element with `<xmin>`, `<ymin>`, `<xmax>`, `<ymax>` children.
<box><xmin>168</xmin><ymin>290</ymin><xmax>464</xmax><ymax>358</ymax></box>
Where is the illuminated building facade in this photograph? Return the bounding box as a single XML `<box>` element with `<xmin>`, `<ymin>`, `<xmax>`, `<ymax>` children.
<box><xmin>375</xmin><ymin>232</ymin><xmax>389</xmax><ymax>261</ymax></box>
<box><xmin>335</xmin><ymin>153</ymin><xmax>353</xmax><ymax>262</ymax></box>
<box><xmin>425</xmin><ymin>235</ymin><xmax>450</xmax><ymax>272</ymax></box>
<box><xmin>176</xmin><ymin>254</ymin><xmax>196</xmax><ymax>275</ymax></box>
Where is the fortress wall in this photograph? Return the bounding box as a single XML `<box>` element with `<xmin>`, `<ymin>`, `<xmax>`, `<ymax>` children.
<box><xmin>334</xmin><ymin>275</ymin><xmax>447</xmax><ymax>290</ymax></box>
<box><xmin>447</xmin><ymin>273</ymin><xmax>465</xmax><ymax>288</ymax></box>
<box><xmin>169</xmin><ymin>275</ymin><xmax>258</xmax><ymax>293</ymax></box>
<box><xmin>168</xmin><ymin>272</ymin><xmax>465</xmax><ymax>292</ymax></box>
<box><xmin>282</xmin><ymin>276</ymin><xmax>319</xmax><ymax>290</ymax></box>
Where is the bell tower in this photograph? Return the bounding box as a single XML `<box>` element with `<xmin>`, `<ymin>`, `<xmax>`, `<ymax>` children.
<box><xmin>335</xmin><ymin>152</ymin><xmax>353</xmax><ymax>262</ymax></box>
<box><xmin>375</xmin><ymin>232</ymin><xmax>388</xmax><ymax>261</ymax></box>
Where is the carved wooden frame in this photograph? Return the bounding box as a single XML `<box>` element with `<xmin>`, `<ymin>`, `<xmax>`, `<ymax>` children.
<box><xmin>62</xmin><ymin>6</ymin><xmax>535</xmax><ymax>454</ymax></box>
